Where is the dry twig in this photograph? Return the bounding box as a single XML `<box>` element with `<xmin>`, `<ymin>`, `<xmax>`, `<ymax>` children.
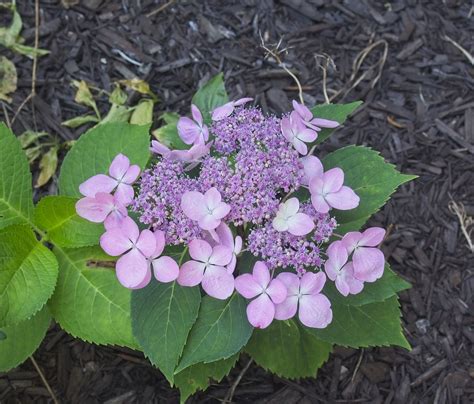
<box><xmin>224</xmin><ymin>358</ymin><xmax>253</xmax><ymax>403</ymax></box>
<box><xmin>314</xmin><ymin>53</ymin><xmax>336</xmax><ymax>104</ymax></box>
<box><xmin>448</xmin><ymin>200</ymin><xmax>474</xmax><ymax>253</ymax></box>
<box><xmin>30</xmin><ymin>355</ymin><xmax>60</xmax><ymax>404</ymax></box>
<box><xmin>443</xmin><ymin>35</ymin><xmax>474</xmax><ymax>66</ymax></box>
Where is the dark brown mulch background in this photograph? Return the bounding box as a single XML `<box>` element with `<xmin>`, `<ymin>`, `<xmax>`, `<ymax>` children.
<box><xmin>1</xmin><ymin>0</ymin><xmax>473</xmax><ymax>403</ymax></box>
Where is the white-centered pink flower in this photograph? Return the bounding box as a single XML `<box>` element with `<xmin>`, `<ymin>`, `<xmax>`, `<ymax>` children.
<box><xmin>281</xmin><ymin>111</ymin><xmax>318</xmax><ymax>155</ymax></box>
<box><xmin>325</xmin><ymin>240</ymin><xmax>364</xmax><ymax>296</ymax></box>
<box><xmin>235</xmin><ymin>261</ymin><xmax>287</xmax><ymax>329</ymax></box>
<box><xmin>272</xmin><ymin>197</ymin><xmax>314</xmax><ymax>236</ymax></box>
<box><xmin>300</xmin><ymin>155</ymin><xmax>324</xmax><ymax>186</ymax></box>
<box><xmin>177</xmin><ymin>104</ymin><xmax>209</xmax><ymax>145</ymax></box>
<box><xmin>177</xmin><ymin>239</ymin><xmax>234</xmax><ymax>299</ymax></box>
<box><xmin>274</xmin><ymin>271</ymin><xmax>333</xmax><ymax>328</ymax></box>
<box><xmin>181</xmin><ymin>187</ymin><xmax>231</xmax><ymax>231</ymax></box>
<box><xmin>76</xmin><ymin>192</ymin><xmax>127</xmax><ymax>229</ymax></box>
<box><xmin>211</xmin><ymin>97</ymin><xmax>253</xmax><ymax>121</ymax></box>
<box><xmin>292</xmin><ymin>100</ymin><xmax>340</xmax><ymax>132</ymax></box>
<box><xmin>100</xmin><ymin>217</ymin><xmax>156</xmax><ymax>289</ymax></box>
<box><xmin>79</xmin><ymin>153</ymin><xmax>140</xmax><ymax>204</ymax></box>
<box><xmin>309</xmin><ymin>167</ymin><xmax>359</xmax><ymax>213</ymax></box>
<box><xmin>342</xmin><ymin>227</ymin><xmax>386</xmax><ymax>282</ymax></box>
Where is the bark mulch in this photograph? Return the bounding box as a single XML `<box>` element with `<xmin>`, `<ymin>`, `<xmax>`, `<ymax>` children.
<box><xmin>0</xmin><ymin>0</ymin><xmax>473</xmax><ymax>403</ymax></box>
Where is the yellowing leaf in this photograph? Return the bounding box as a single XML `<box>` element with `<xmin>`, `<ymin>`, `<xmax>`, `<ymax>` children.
<box><xmin>0</xmin><ymin>56</ymin><xmax>17</xmax><ymax>102</ymax></box>
<box><xmin>35</xmin><ymin>146</ymin><xmax>59</xmax><ymax>188</ymax></box>
<box><xmin>119</xmin><ymin>78</ymin><xmax>157</xmax><ymax>100</ymax></box>
<box><xmin>62</xmin><ymin>114</ymin><xmax>99</xmax><ymax>128</ymax></box>
<box><xmin>109</xmin><ymin>84</ymin><xmax>128</xmax><ymax>106</ymax></box>
<box><xmin>18</xmin><ymin>131</ymin><xmax>48</xmax><ymax>149</ymax></box>
<box><xmin>73</xmin><ymin>80</ymin><xmax>100</xmax><ymax>118</ymax></box>
<box><xmin>130</xmin><ymin>99</ymin><xmax>154</xmax><ymax>125</ymax></box>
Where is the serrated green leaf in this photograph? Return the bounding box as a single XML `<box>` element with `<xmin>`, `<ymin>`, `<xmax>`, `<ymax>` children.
<box><xmin>323</xmin><ymin>146</ymin><xmax>416</xmax><ymax>233</ymax></box>
<box><xmin>176</xmin><ymin>293</ymin><xmax>253</xmax><ymax>373</ymax></box>
<box><xmin>311</xmin><ymin>101</ymin><xmax>362</xmax><ymax>143</ymax></box>
<box><xmin>0</xmin><ymin>225</ymin><xmax>58</xmax><ymax>327</ymax></box>
<box><xmin>35</xmin><ymin>196</ymin><xmax>103</xmax><ymax>248</ymax></box>
<box><xmin>0</xmin><ymin>305</ymin><xmax>50</xmax><ymax>372</ymax></box>
<box><xmin>152</xmin><ymin>112</ymin><xmax>188</xmax><ymax>150</ymax></box>
<box><xmin>0</xmin><ymin>123</ymin><xmax>34</xmax><ymax>230</ymax></box>
<box><xmin>324</xmin><ymin>264</ymin><xmax>411</xmax><ymax>306</ymax></box>
<box><xmin>131</xmin><ymin>281</ymin><xmax>201</xmax><ymax>383</ymax></box>
<box><xmin>48</xmin><ymin>246</ymin><xmax>138</xmax><ymax>348</ymax></box>
<box><xmin>191</xmin><ymin>73</ymin><xmax>229</xmax><ymax>124</ymax></box>
<box><xmin>58</xmin><ymin>122</ymin><xmax>150</xmax><ymax>197</ymax></box>
<box><xmin>309</xmin><ymin>296</ymin><xmax>410</xmax><ymax>349</ymax></box>
<box><xmin>246</xmin><ymin>319</ymin><xmax>331</xmax><ymax>379</ymax></box>
<box><xmin>174</xmin><ymin>354</ymin><xmax>239</xmax><ymax>403</ymax></box>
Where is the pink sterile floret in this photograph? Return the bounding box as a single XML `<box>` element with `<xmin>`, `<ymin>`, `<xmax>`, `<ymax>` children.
<box><xmin>309</xmin><ymin>167</ymin><xmax>359</xmax><ymax>213</ymax></box>
<box><xmin>281</xmin><ymin>111</ymin><xmax>318</xmax><ymax>155</ymax></box>
<box><xmin>181</xmin><ymin>187</ymin><xmax>231</xmax><ymax>231</ymax></box>
<box><xmin>177</xmin><ymin>104</ymin><xmax>209</xmax><ymax>145</ymax></box>
<box><xmin>274</xmin><ymin>271</ymin><xmax>333</xmax><ymax>328</ymax></box>
<box><xmin>272</xmin><ymin>197</ymin><xmax>315</xmax><ymax>236</ymax></box>
<box><xmin>342</xmin><ymin>227</ymin><xmax>386</xmax><ymax>282</ymax></box>
<box><xmin>76</xmin><ymin>192</ymin><xmax>127</xmax><ymax>229</ymax></box>
<box><xmin>235</xmin><ymin>261</ymin><xmax>287</xmax><ymax>329</ymax></box>
<box><xmin>292</xmin><ymin>100</ymin><xmax>340</xmax><ymax>132</ymax></box>
<box><xmin>211</xmin><ymin>97</ymin><xmax>254</xmax><ymax>121</ymax></box>
<box><xmin>100</xmin><ymin>216</ymin><xmax>156</xmax><ymax>289</ymax></box>
<box><xmin>177</xmin><ymin>239</ymin><xmax>234</xmax><ymax>299</ymax></box>
<box><xmin>79</xmin><ymin>153</ymin><xmax>140</xmax><ymax>205</ymax></box>
<box><xmin>325</xmin><ymin>240</ymin><xmax>364</xmax><ymax>296</ymax></box>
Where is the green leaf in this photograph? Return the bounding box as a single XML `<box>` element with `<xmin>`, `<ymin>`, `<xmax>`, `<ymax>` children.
<box><xmin>311</xmin><ymin>101</ymin><xmax>362</xmax><ymax>143</ymax></box>
<box><xmin>309</xmin><ymin>296</ymin><xmax>410</xmax><ymax>349</ymax></box>
<box><xmin>0</xmin><ymin>123</ymin><xmax>34</xmax><ymax>230</ymax></box>
<box><xmin>191</xmin><ymin>73</ymin><xmax>229</xmax><ymax>124</ymax></box>
<box><xmin>0</xmin><ymin>306</ymin><xmax>50</xmax><ymax>372</ymax></box>
<box><xmin>58</xmin><ymin>122</ymin><xmax>150</xmax><ymax>197</ymax></box>
<box><xmin>48</xmin><ymin>246</ymin><xmax>138</xmax><ymax>348</ymax></box>
<box><xmin>152</xmin><ymin>112</ymin><xmax>188</xmax><ymax>150</ymax></box>
<box><xmin>246</xmin><ymin>319</ymin><xmax>331</xmax><ymax>379</ymax></box>
<box><xmin>131</xmin><ymin>281</ymin><xmax>201</xmax><ymax>383</ymax></box>
<box><xmin>324</xmin><ymin>264</ymin><xmax>411</xmax><ymax>306</ymax></box>
<box><xmin>35</xmin><ymin>196</ymin><xmax>103</xmax><ymax>248</ymax></box>
<box><xmin>130</xmin><ymin>99</ymin><xmax>154</xmax><ymax>125</ymax></box>
<box><xmin>176</xmin><ymin>293</ymin><xmax>253</xmax><ymax>373</ymax></box>
<box><xmin>323</xmin><ymin>146</ymin><xmax>416</xmax><ymax>233</ymax></box>
<box><xmin>174</xmin><ymin>354</ymin><xmax>239</xmax><ymax>403</ymax></box>
<box><xmin>0</xmin><ymin>225</ymin><xmax>58</xmax><ymax>327</ymax></box>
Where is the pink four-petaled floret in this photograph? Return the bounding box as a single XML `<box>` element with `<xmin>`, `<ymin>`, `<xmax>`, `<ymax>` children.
<box><xmin>272</xmin><ymin>197</ymin><xmax>315</xmax><ymax>236</ymax></box>
<box><xmin>177</xmin><ymin>104</ymin><xmax>209</xmax><ymax>145</ymax></box>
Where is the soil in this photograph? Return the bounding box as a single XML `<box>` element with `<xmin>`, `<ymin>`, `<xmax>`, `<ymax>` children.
<box><xmin>0</xmin><ymin>0</ymin><xmax>473</xmax><ymax>403</ymax></box>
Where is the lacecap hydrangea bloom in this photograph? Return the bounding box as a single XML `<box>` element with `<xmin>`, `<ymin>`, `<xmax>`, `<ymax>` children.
<box><xmin>76</xmin><ymin>98</ymin><xmax>388</xmax><ymax>330</ymax></box>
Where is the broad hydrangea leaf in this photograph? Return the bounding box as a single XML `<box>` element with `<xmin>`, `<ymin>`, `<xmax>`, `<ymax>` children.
<box><xmin>131</xmin><ymin>281</ymin><xmax>201</xmax><ymax>384</ymax></box>
<box><xmin>324</xmin><ymin>264</ymin><xmax>410</xmax><ymax>306</ymax></box>
<box><xmin>192</xmin><ymin>73</ymin><xmax>229</xmax><ymax>124</ymax></box>
<box><xmin>175</xmin><ymin>293</ymin><xmax>252</xmax><ymax>373</ymax></box>
<box><xmin>58</xmin><ymin>122</ymin><xmax>150</xmax><ymax>197</ymax></box>
<box><xmin>0</xmin><ymin>225</ymin><xmax>58</xmax><ymax>327</ymax></box>
<box><xmin>0</xmin><ymin>305</ymin><xmax>50</xmax><ymax>371</ymax></box>
<box><xmin>35</xmin><ymin>196</ymin><xmax>103</xmax><ymax>248</ymax></box>
<box><xmin>308</xmin><ymin>296</ymin><xmax>410</xmax><ymax>349</ymax></box>
<box><xmin>245</xmin><ymin>319</ymin><xmax>331</xmax><ymax>379</ymax></box>
<box><xmin>48</xmin><ymin>246</ymin><xmax>138</xmax><ymax>348</ymax></box>
<box><xmin>312</xmin><ymin>101</ymin><xmax>362</xmax><ymax>144</ymax></box>
<box><xmin>152</xmin><ymin>112</ymin><xmax>189</xmax><ymax>150</ymax></box>
<box><xmin>323</xmin><ymin>146</ymin><xmax>417</xmax><ymax>233</ymax></box>
<box><xmin>0</xmin><ymin>123</ymin><xmax>34</xmax><ymax>230</ymax></box>
<box><xmin>174</xmin><ymin>354</ymin><xmax>239</xmax><ymax>404</ymax></box>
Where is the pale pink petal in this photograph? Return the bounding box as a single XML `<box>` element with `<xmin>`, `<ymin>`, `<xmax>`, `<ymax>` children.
<box><xmin>197</xmin><ymin>215</ymin><xmax>221</xmax><ymax>231</ymax></box>
<box><xmin>215</xmin><ymin>223</ymin><xmax>233</xmax><ymax>248</ymax></box>
<box><xmin>280</xmin><ymin>117</ymin><xmax>293</xmax><ymax>142</ymax></box>
<box><xmin>234</xmin><ymin>236</ymin><xmax>242</xmax><ymax>254</ymax></box>
<box><xmin>152</xmin><ymin>230</ymin><xmax>166</xmax><ymax>258</ymax></box>
<box><xmin>150</xmin><ymin>140</ymin><xmax>170</xmax><ymax>156</ymax></box>
<box><xmin>211</xmin><ymin>102</ymin><xmax>234</xmax><ymax>121</ymax></box>
<box><xmin>79</xmin><ymin>174</ymin><xmax>117</xmax><ymax>197</ymax></box>
<box><xmin>359</xmin><ymin>227</ymin><xmax>386</xmax><ymax>247</ymax></box>
<box><xmin>130</xmin><ymin>268</ymin><xmax>152</xmax><ymax>290</ymax></box>
<box><xmin>201</xmin><ymin>265</ymin><xmax>235</xmax><ymax>299</ymax></box>
<box><xmin>100</xmin><ymin>229</ymin><xmax>133</xmax><ymax>256</ymax></box>
<box><xmin>292</xmin><ymin>100</ymin><xmax>313</xmax><ymax>121</ymax></box>
<box><xmin>122</xmin><ymin>165</ymin><xmax>140</xmax><ymax>184</ymax></box>
<box><xmin>287</xmin><ymin>212</ymin><xmax>315</xmax><ymax>236</ymax></box>
<box><xmin>104</xmin><ymin>210</ymin><xmax>126</xmax><ymax>230</ymax></box>
<box><xmin>235</xmin><ymin>273</ymin><xmax>262</xmax><ymax>298</ymax></box>
<box><xmin>114</xmin><ymin>183</ymin><xmax>134</xmax><ymax>205</ymax></box>
<box><xmin>252</xmin><ymin>261</ymin><xmax>270</xmax><ymax>289</ymax></box>
<box><xmin>191</xmin><ymin>104</ymin><xmax>203</xmax><ymax>125</ymax></box>
<box><xmin>322</xmin><ymin>168</ymin><xmax>344</xmax><ymax>193</ymax></box>
<box><xmin>276</xmin><ymin>272</ymin><xmax>300</xmax><ymax>296</ymax></box>
<box><xmin>109</xmin><ymin>154</ymin><xmax>130</xmax><ymax>180</ymax></box>
<box><xmin>152</xmin><ymin>256</ymin><xmax>179</xmax><ymax>282</ymax></box>
<box><xmin>325</xmin><ymin>241</ymin><xmax>348</xmax><ymax>281</ymax></box>
<box><xmin>311</xmin><ymin>117</ymin><xmax>339</xmax><ymax>128</ymax></box>
<box><xmin>204</xmin><ymin>187</ymin><xmax>222</xmax><ymax>209</ymax></box>
<box><xmin>246</xmin><ymin>294</ymin><xmax>275</xmax><ymax>329</ymax></box>
<box><xmin>266</xmin><ymin>278</ymin><xmax>287</xmax><ymax>304</ymax></box>
<box><xmin>272</xmin><ymin>216</ymin><xmax>289</xmax><ymax>232</ymax></box>
<box><xmin>341</xmin><ymin>231</ymin><xmax>362</xmax><ymax>254</ymax></box>
<box><xmin>233</xmin><ymin>97</ymin><xmax>253</xmax><ymax>107</ymax></box>
<box><xmin>76</xmin><ymin>196</ymin><xmax>112</xmax><ymax>223</ymax></box>
<box><xmin>299</xmin><ymin>294</ymin><xmax>332</xmax><ymax>328</ymax></box>
<box><xmin>177</xmin><ymin>117</ymin><xmax>200</xmax><ymax>145</ymax></box>
<box><xmin>335</xmin><ymin>276</ymin><xmax>350</xmax><ymax>296</ymax></box>
<box><xmin>136</xmin><ymin>229</ymin><xmax>156</xmax><ymax>258</ymax></box>
<box><xmin>170</xmin><ymin>149</ymin><xmax>192</xmax><ymax>162</ymax></box>
<box><xmin>300</xmin><ymin>272</ymin><xmax>326</xmax><ymax>295</ymax></box>
<box><xmin>274</xmin><ymin>295</ymin><xmax>299</xmax><ymax>320</ymax></box>
<box><xmin>311</xmin><ymin>193</ymin><xmax>330</xmax><ymax>214</ymax></box>
<box><xmin>353</xmin><ymin>247</ymin><xmax>385</xmax><ymax>282</ymax></box>
<box><xmin>301</xmin><ymin>155</ymin><xmax>323</xmax><ymax>185</ymax></box>
<box><xmin>297</xmin><ymin>128</ymin><xmax>318</xmax><ymax>143</ymax></box>
<box><xmin>181</xmin><ymin>191</ymin><xmax>207</xmax><ymax>220</ymax></box>
<box><xmin>292</xmin><ymin>137</ymin><xmax>308</xmax><ymax>155</ymax></box>
<box><xmin>308</xmin><ymin>176</ymin><xmax>323</xmax><ymax>195</ymax></box>
<box><xmin>209</xmin><ymin>245</ymin><xmax>233</xmax><ymax>266</ymax></box>
<box><xmin>211</xmin><ymin>203</ymin><xmax>231</xmax><ymax>220</ymax></box>
<box><xmin>284</xmin><ymin>198</ymin><xmax>300</xmax><ymax>216</ymax></box>
<box><xmin>200</xmin><ymin>125</ymin><xmax>209</xmax><ymax>143</ymax></box>
<box><xmin>227</xmin><ymin>255</ymin><xmax>237</xmax><ymax>273</ymax></box>
<box><xmin>120</xmin><ymin>216</ymin><xmax>139</xmax><ymax>244</ymax></box>
<box><xmin>341</xmin><ymin>262</ymin><xmax>364</xmax><ymax>295</ymax></box>
<box><xmin>188</xmin><ymin>239</ymin><xmax>212</xmax><ymax>262</ymax></box>
<box><xmin>177</xmin><ymin>260</ymin><xmax>205</xmax><ymax>287</ymax></box>
<box><xmin>326</xmin><ymin>186</ymin><xmax>360</xmax><ymax>210</ymax></box>
<box><xmin>116</xmin><ymin>249</ymin><xmax>149</xmax><ymax>289</ymax></box>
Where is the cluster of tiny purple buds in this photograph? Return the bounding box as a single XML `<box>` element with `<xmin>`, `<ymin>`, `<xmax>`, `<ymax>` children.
<box><xmin>76</xmin><ymin>98</ymin><xmax>386</xmax><ymax>330</ymax></box>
